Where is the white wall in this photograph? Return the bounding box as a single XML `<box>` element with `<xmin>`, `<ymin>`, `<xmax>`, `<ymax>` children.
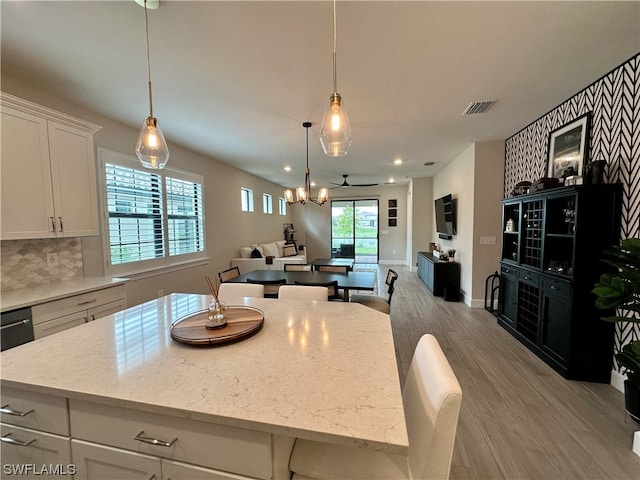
<box><xmin>409</xmin><ymin>177</ymin><xmax>433</xmax><ymax>269</ymax></box>
<box><xmin>431</xmin><ymin>141</ymin><xmax>504</xmax><ymax>306</ymax></box>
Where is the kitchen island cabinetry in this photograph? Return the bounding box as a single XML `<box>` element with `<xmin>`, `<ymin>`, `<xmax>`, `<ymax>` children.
<box><xmin>0</xmin><ymin>92</ymin><xmax>101</xmax><ymax>240</ymax></box>
<box><xmin>1</xmin><ymin>294</ymin><xmax>407</xmax><ymax>480</ymax></box>
<box><xmin>0</xmin><ymin>387</ymin><xmax>72</xmax><ymax>479</ymax></box>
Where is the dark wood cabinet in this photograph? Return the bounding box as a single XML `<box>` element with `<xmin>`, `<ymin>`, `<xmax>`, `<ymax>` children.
<box><xmin>498</xmin><ymin>185</ymin><xmax>621</xmax><ymax>382</ymax></box>
<box><xmin>418</xmin><ymin>252</ymin><xmax>460</xmax><ymax>301</ymax></box>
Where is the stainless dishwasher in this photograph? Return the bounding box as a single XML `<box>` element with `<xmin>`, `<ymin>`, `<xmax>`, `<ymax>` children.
<box><xmin>1</xmin><ymin>307</ymin><xmax>34</xmax><ymax>351</ymax></box>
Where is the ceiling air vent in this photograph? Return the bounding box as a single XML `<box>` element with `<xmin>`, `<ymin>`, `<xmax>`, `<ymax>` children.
<box><xmin>423</xmin><ymin>161</ymin><xmax>435</xmax><ymax>166</ymax></box>
<box><xmin>462</xmin><ymin>100</ymin><xmax>497</xmax><ymax>115</ymax></box>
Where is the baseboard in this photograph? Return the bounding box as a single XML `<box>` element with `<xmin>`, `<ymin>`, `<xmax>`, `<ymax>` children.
<box><xmin>378</xmin><ymin>259</ymin><xmax>410</xmax><ymax>266</ymax></box>
<box><xmin>611</xmin><ymin>369</ymin><xmax>626</xmax><ymax>393</ymax></box>
<box><xmin>469</xmin><ymin>298</ymin><xmax>484</xmax><ymax>309</ymax></box>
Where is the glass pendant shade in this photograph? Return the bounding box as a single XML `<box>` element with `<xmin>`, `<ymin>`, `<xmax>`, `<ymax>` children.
<box><xmin>136</xmin><ymin>116</ymin><xmax>170</xmax><ymax>169</ymax></box>
<box><xmin>320</xmin><ymin>93</ymin><xmax>352</xmax><ymax>157</ymax></box>
<box><xmin>284</xmin><ymin>189</ymin><xmax>295</xmax><ymax>204</ymax></box>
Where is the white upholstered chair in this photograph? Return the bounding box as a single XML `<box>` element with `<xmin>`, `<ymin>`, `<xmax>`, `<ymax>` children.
<box><xmin>289</xmin><ymin>334</ymin><xmax>462</xmax><ymax>480</ymax></box>
<box><xmin>218</xmin><ymin>283</ymin><xmax>264</xmax><ymax>302</ymax></box>
<box><xmin>278</xmin><ymin>285</ymin><xmax>328</xmax><ymax>301</ymax></box>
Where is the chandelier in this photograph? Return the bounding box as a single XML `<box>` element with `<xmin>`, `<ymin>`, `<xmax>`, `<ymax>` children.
<box><xmin>285</xmin><ymin>122</ymin><xmax>329</xmax><ymax>206</ymax></box>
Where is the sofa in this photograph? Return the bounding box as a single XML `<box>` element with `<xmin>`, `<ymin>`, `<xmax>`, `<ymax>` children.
<box><xmin>230</xmin><ymin>240</ymin><xmax>306</xmax><ymax>274</ymax></box>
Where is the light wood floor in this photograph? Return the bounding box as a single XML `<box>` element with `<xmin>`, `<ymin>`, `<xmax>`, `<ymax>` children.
<box><xmin>373</xmin><ymin>264</ymin><xmax>640</xmax><ymax>480</ymax></box>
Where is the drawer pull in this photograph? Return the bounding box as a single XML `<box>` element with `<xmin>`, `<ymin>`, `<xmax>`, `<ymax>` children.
<box><xmin>0</xmin><ymin>319</ymin><xmax>30</xmax><ymax>331</ymax></box>
<box><xmin>133</xmin><ymin>431</ymin><xmax>177</xmax><ymax>448</ymax></box>
<box><xmin>0</xmin><ymin>404</ymin><xmax>34</xmax><ymax>417</ymax></box>
<box><xmin>77</xmin><ymin>299</ymin><xmax>97</xmax><ymax>306</ymax></box>
<box><xmin>550</xmin><ymin>285</ymin><xmax>558</xmax><ymax>290</ymax></box>
<box><xmin>0</xmin><ymin>432</ymin><xmax>36</xmax><ymax>447</ymax></box>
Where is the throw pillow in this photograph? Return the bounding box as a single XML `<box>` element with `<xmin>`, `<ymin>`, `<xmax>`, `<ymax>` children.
<box><xmin>250</xmin><ymin>248</ymin><xmax>263</xmax><ymax>258</ymax></box>
<box><xmin>240</xmin><ymin>246</ymin><xmax>253</xmax><ymax>258</ymax></box>
<box><xmin>261</xmin><ymin>242</ymin><xmax>280</xmax><ymax>258</ymax></box>
<box><xmin>282</xmin><ymin>244</ymin><xmax>297</xmax><ymax>257</ymax></box>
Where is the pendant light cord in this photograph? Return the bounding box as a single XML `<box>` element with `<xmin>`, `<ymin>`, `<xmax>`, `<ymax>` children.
<box><xmin>332</xmin><ymin>0</ymin><xmax>337</xmax><ymax>93</ymax></box>
<box><xmin>144</xmin><ymin>0</ymin><xmax>153</xmax><ymax>118</ymax></box>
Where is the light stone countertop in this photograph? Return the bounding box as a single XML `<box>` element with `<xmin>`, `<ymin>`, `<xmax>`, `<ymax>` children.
<box><xmin>0</xmin><ymin>293</ymin><xmax>409</xmax><ymax>454</ymax></box>
<box><xmin>1</xmin><ymin>276</ymin><xmax>128</xmax><ymax>312</ymax></box>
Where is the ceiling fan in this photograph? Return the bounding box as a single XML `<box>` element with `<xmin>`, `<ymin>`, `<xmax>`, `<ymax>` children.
<box><xmin>329</xmin><ymin>174</ymin><xmax>379</xmax><ymax>188</ymax></box>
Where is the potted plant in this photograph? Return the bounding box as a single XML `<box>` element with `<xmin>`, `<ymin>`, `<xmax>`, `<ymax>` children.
<box><xmin>592</xmin><ymin>238</ymin><xmax>640</xmax><ymax>423</ymax></box>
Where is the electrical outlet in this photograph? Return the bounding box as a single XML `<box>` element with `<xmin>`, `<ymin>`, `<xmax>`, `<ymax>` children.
<box><xmin>46</xmin><ymin>252</ymin><xmax>58</xmax><ymax>267</ymax></box>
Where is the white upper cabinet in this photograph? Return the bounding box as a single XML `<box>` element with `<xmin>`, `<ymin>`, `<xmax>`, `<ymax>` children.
<box><xmin>1</xmin><ymin>93</ymin><xmax>101</xmax><ymax>240</ymax></box>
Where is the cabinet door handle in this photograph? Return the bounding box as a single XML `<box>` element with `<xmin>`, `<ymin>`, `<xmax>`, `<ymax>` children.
<box><xmin>77</xmin><ymin>299</ymin><xmax>97</xmax><ymax>306</ymax></box>
<box><xmin>58</xmin><ymin>217</ymin><xmax>64</xmax><ymax>233</ymax></box>
<box><xmin>0</xmin><ymin>404</ymin><xmax>34</xmax><ymax>417</ymax></box>
<box><xmin>133</xmin><ymin>431</ymin><xmax>177</xmax><ymax>448</ymax></box>
<box><xmin>550</xmin><ymin>285</ymin><xmax>558</xmax><ymax>291</ymax></box>
<box><xmin>0</xmin><ymin>319</ymin><xmax>30</xmax><ymax>331</ymax></box>
<box><xmin>0</xmin><ymin>432</ymin><xmax>36</xmax><ymax>447</ymax></box>
<box><xmin>50</xmin><ymin>216</ymin><xmax>56</xmax><ymax>232</ymax></box>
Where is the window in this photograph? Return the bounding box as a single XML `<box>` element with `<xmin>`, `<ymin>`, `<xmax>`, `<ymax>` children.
<box><xmin>241</xmin><ymin>187</ymin><xmax>254</xmax><ymax>212</ymax></box>
<box><xmin>279</xmin><ymin>197</ymin><xmax>287</xmax><ymax>216</ymax></box>
<box><xmin>263</xmin><ymin>193</ymin><xmax>273</xmax><ymax>214</ymax></box>
<box><xmin>100</xmin><ymin>149</ymin><xmax>206</xmax><ymax>275</ymax></box>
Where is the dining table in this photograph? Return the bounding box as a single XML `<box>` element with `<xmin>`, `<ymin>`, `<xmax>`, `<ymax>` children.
<box><xmin>228</xmin><ymin>268</ymin><xmax>375</xmax><ymax>300</ymax></box>
<box><xmin>0</xmin><ymin>294</ymin><xmax>408</xmax><ymax>479</ymax></box>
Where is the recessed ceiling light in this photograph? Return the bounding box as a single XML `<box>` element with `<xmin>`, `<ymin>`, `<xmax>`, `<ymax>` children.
<box><xmin>311</xmin><ymin>181</ymin><xmax>317</xmax><ymax>187</ymax></box>
<box><xmin>388</xmin><ymin>177</ymin><xmax>395</xmax><ymax>183</ymax></box>
<box><xmin>393</xmin><ymin>158</ymin><xmax>403</xmax><ymax>165</ymax></box>
<box><xmin>284</xmin><ymin>166</ymin><xmax>291</xmax><ymax>172</ymax></box>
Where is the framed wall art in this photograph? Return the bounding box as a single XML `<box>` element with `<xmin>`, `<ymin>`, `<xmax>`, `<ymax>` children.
<box><xmin>547</xmin><ymin>113</ymin><xmax>590</xmax><ymax>182</ymax></box>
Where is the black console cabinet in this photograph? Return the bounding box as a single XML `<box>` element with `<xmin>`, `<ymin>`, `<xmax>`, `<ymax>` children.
<box><xmin>418</xmin><ymin>252</ymin><xmax>460</xmax><ymax>301</ymax></box>
<box><xmin>498</xmin><ymin>185</ymin><xmax>621</xmax><ymax>382</ymax></box>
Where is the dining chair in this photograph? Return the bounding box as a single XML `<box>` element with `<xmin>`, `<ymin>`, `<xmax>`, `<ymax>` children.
<box><xmin>218</xmin><ymin>266</ymin><xmax>241</xmax><ymax>283</ymax></box>
<box><xmin>350</xmin><ymin>269</ymin><xmax>398</xmax><ymax>314</ymax></box>
<box><xmin>289</xmin><ymin>334</ymin><xmax>462</xmax><ymax>480</ymax></box>
<box><xmin>316</xmin><ymin>265</ymin><xmax>349</xmax><ymax>273</ymax></box>
<box><xmin>246</xmin><ymin>278</ymin><xmax>286</xmax><ymax>298</ymax></box>
<box><xmin>278</xmin><ymin>285</ymin><xmax>328</xmax><ymax>301</ymax></box>
<box><xmin>284</xmin><ymin>264</ymin><xmax>312</xmax><ymax>272</ymax></box>
<box><xmin>294</xmin><ymin>280</ymin><xmax>340</xmax><ymax>301</ymax></box>
<box><xmin>218</xmin><ymin>283</ymin><xmax>264</xmax><ymax>302</ymax></box>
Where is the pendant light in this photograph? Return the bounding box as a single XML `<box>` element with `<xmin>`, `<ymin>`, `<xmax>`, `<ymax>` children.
<box><xmin>135</xmin><ymin>0</ymin><xmax>170</xmax><ymax>169</ymax></box>
<box><xmin>285</xmin><ymin>122</ymin><xmax>329</xmax><ymax>206</ymax></box>
<box><xmin>319</xmin><ymin>0</ymin><xmax>352</xmax><ymax>157</ymax></box>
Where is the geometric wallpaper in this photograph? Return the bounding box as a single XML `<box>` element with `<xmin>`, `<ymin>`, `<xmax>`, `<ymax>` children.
<box><xmin>504</xmin><ymin>52</ymin><xmax>640</xmax><ymax>372</ymax></box>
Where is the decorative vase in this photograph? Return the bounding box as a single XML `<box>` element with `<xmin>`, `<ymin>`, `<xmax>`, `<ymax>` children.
<box><xmin>206</xmin><ymin>300</ymin><xmax>227</xmax><ymax>329</ymax></box>
<box><xmin>624</xmin><ymin>379</ymin><xmax>640</xmax><ymax>425</ymax></box>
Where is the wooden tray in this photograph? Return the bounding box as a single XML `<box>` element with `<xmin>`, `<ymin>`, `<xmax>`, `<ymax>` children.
<box><xmin>170</xmin><ymin>306</ymin><xmax>264</xmax><ymax>346</ymax></box>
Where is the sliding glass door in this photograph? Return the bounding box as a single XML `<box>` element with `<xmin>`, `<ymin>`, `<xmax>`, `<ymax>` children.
<box><xmin>331</xmin><ymin>199</ymin><xmax>379</xmax><ymax>264</ymax></box>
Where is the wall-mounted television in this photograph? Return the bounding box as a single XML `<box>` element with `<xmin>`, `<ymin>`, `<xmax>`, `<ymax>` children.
<box><xmin>434</xmin><ymin>194</ymin><xmax>456</xmax><ymax>240</ymax></box>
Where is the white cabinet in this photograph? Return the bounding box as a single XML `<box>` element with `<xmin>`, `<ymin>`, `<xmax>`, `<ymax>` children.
<box><xmin>1</xmin><ymin>388</ymin><xmax>72</xmax><ymax>479</ymax></box>
<box><xmin>32</xmin><ymin>285</ymin><xmax>126</xmax><ymax>339</ymax></box>
<box><xmin>69</xmin><ymin>399</ymin><xmax>272</xmax><ymax>479</ymax></box>
<box><xmin>0</xmin><ymin>92</ymin><xmax>101</xmax><ymax>240</ymax></box>
<box><xmin>72</xmin><ymin>440</ymin><xmax>253</xmax><ymax>480</ymax></box>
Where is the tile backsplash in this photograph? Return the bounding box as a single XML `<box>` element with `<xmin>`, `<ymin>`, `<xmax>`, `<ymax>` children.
<box><xmin>1</xmin><ymin>238</ymin><xmax>84</xmax><ymax>291</ymax></box>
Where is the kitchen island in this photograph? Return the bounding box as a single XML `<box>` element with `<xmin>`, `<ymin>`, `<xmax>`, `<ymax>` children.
<box><xmin>1</xmin><ymin>294</ymin><xmax>408</xmax><ymax>479</ymax></box>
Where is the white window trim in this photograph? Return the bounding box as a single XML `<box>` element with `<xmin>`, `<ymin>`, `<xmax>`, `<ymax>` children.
<box><xmin>98</xmin><ymin>148</ymin><xmax>207</xmax><ymax>277</ymax></box>
<box><xmin>279</xmin><ymin>197</ymin><xmax>287</xmax><ymax>216</ymax></box>
<box><xmin>263</xmin><ymin>193</ymin><xmax>273</xmax><ymax>214</ymax></box>
<box><xmin>241</xmin><ymin>187</ymin><xmax>254</xmax><ymax>212</ymax></box>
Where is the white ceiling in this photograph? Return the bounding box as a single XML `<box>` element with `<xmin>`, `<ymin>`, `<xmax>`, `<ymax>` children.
<box><xmin>2</xmin><ymin>1</ymin><xmax>639</xmax><ymax>188</ymax></box>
